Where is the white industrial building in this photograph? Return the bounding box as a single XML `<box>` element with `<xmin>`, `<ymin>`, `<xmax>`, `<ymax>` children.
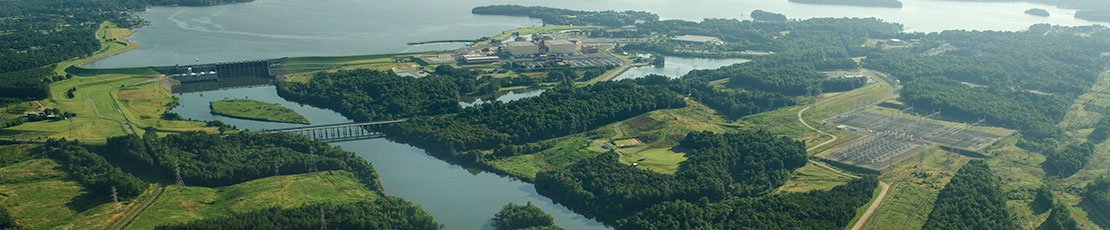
<box><xmin>544</xmin><ymin>40</ymin><xmax>580</xmax><ymax>54</ymax></box>
<box><xmin>504</xmin><ymin>41</ymin><xmax>540</xmax><ymax>56</ymax></box>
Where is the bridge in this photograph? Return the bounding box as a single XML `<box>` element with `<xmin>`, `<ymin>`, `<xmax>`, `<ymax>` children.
<box><xmin>265</xmin><ymin>119</ymin><xmax>406</xmax><ymax>142</ymax></box>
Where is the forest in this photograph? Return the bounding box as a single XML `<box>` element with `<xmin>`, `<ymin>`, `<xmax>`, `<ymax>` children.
<box><xmin>1040</xmin><ymin>141</ymin><xmax>1095</xmax><ymax>178</ymax></box>
<box><xmin>35</xmin><ymin>139</ymin><xmax>148</xmax><ymax>199</ymax></box>
<box><xmin>750</xmin><ymin>10</ymin><xmax>788</xmax><ymax>22</ymax></box>
<box><xmin>385</xmin><ymin>81</ymin><xmax>685</xmax><ymax>156</ymax></box>
<box><xmin>99</xmin><ymin>132</ymin><xmax>381</xmax><ymax>189</ymax></box>
<box><xmin>276</xmin><ymin>69</ymin><xmax>461</xmax><ymax>121</ymax></box>
<box><xmin>492</xmin><ymin>203</ymin><xmax>563</xmax><ymax>230</ymax></box>
<box><xmin>0</xmin><ymin>205</ymin><xmax>17</xmax><ymax>230</ymax></box>
<box><xmin>471</xmin><ymin>5</ymin><xmax>658</xmax><ymax>27</ymax></box>
<box><xmin>532</xmin><ymin>130</ymin><xmax>855</xmax><ymax>228</ymax></box>
<box><xmin>630</xmin><ymin>75</ymin><xmax>796</xmax><ymax>120</ymax></box>
<box><xmin>1084</xmin><ymin>177</ymin><xmax>1110</xmax><ymax>224</ymax></box>
<box><xmin>155</xmin><ymin>197</ymin><xmax>441</xmax><ymax>230</ymax></box>
<box><xmin>1088</xmin><ymin>115</ymin><xmax>1110</xmax><ymax>143</ymax></box>
<box><xmin>922</xmin><ymin>160</ymin><xmax>1016</xmax><ymax>230</ymax></box>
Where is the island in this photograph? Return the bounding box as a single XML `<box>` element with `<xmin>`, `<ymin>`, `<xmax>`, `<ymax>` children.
<box><xmin>1025</xmin><ymin>8</ymin><xmax>1050</xmax><ymax>17</ymax></box>
<box><xmin>751</xmin><ymin>10</ymin><xmax>788</xmax><ymax>22</ymax></box>
<box><xmin>788</xmin><ymin>0</ymin><xmax>903</xmax><ymax>8</ymax></box>
<box><xmin>210</xmin><ymin>99</ymin><xmax>310</xmax><ymax>124</ymax></box>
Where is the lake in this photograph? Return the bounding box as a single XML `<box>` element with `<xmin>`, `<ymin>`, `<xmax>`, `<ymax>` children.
<box><xmin>170</xmin><ymin>85</ymin><xmax>606</xmax><ymax>230</ymax></box>
<box><xmin>87</xmin><ymin>0</ymin><xmax>1107</xmax><ymax>68</ymax></box>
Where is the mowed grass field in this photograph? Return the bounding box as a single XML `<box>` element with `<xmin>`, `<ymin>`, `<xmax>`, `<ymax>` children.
<box><xmin>125</xmin><ymin>170</ymin><xmax>377</xmax><ymax>229</ymax></box>
<box><xmin>210</xmin><ymin>99</ymin><xmax>310</xmax><ymax>124</ymax></box>
<box><xmin>3</xmin><ymin>74</ymin><xmax>144</xmax><ymax>141</ymax></box>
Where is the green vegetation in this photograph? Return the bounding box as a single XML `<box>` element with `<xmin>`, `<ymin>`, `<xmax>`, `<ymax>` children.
<box><xmin>788</xmin><ymin>0</ymin><xmax>903</xmax><ymax>8</ymax></box>
<box><xmin>0</xmin><ymin>157</ymin><xmax>134</xmax><ymax>230</ymax></box>
<box><xmin>1088</xmin><ymin>116</ymin><xmax>1110</xmax><ymax>143</ymax></box>
<box><xmin>210</xmin><ymin>99</ymin><xmax>309</xmax><ymax>124</ymax></box>
<box><xmin>493</xmin><ymin>203</ymin><xmax>563</xmax><ymax>230</ymax></box>
<box><xmin>1026</xmin><ymin>8</ymin><xmax>1051</xmax><ymax>17</ymax></box>
<box><xmin>1082</xmin><ymin>177</ymin><xmax>1110</xmax><ymax>227</ymax></box>
<box><xmin>277</xmin><ymin>69</ymin><xmax>460</xmax><ymax>121</ymax></box>
<box><xmin>923</xmin><ymin>160</ymin><xmax>1016</xmax><ymax>230</ymax></box>
<box><xmin>155</xmin><ymin>197</ymin><xmax>441</xmax><ymax>230</ymax></box>
<box><xmin>100</xmin><ymin>132</ymin><xmax>380</xmax><ymax>188</ymax></box>
<box><xmin>386</xmin><ymin>81</ymin><xmax>685</xmax><ymax>156</ymax></box>
<box><xmin>1040</xmin><ymin>203</ymin><xmax>1079</xmax><ymax>230</ymax></box>
<box><xmin>535</xmin><ymin>130</ymin><xmax>816</xmax><ymax>225</ymax></box>
<box><xmin>472</xmin><ymin>5</ymin><xmax>658</xmax><ymax>27</ymax></box>
<box><xmin>126</xmin><ymin>171</ymin><xmax>377</xmax><ymax>229</ymax></box>
<box><xmin>37</xmin><ymin>140</ymin><xmax>147</xmax><ymax>199</ymax></box>
<box><xmin>0</xmin><ymin>205</ymin><xmax>17</xmax><ymax>230</ymax></box>
<box><xmin>750</xmin><ymin>10</ymin><xmax>788</xmax><ymax>22</ymax></box>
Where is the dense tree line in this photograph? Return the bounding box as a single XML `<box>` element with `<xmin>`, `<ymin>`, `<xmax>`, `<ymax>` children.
<box><xmin>750</xmin><ymin>10</ymin><xmax>788</xmax><ymax>22</ymax></box>
<box><xmin>1084</xmin><ymin>177</ymin><xmax>1110</xmax><ymax>223</ymax></box>
<box><xmin>1039</xmin><ymin>202</ymin><xmax>1079</xmax><ymax>230</ymax></box>
<box><xmin>276</xmin><ymin>69</ymin><xmax>460</xmax><ymax>121</ymax></box>
<box><xmin>385</xmin><ymin>81</ymin><xmax>685</xmax><ymax>155</ymax></box>
<box><xmin>534</xmin><ymin>130</ymin><xmax>809</xmax><ymax>223</ymax></box>
<box><xmin>625</xmin><ymin>17</ymin><xmax>902</xmax><ymax>57</ymax></box>
<box><xmin>923</xmin><ymin>160</ymin><xmax>1016</xmax><ymax>230</ymax></box>
<box><xmin>0</xmin><ymin>205</ymin><xmax>17</xmax><ymax>230</ymax></box>
<box><xmin>787</xmin><ymin>0</ymin><xmax>903</xmax><ymax>8</ymax></box>
<box><xmin>866</xmin><ymin>25</ymin><xmax>1109</xmax><ymax>140</ymax></box>
<box><xmin>34</xmin><ymin>139</ymin><xmax>147</xmax><ymax>199</ymax></box>
<box><xmin>1076</xmin><ymin>10</ymin><xmax>1110</xmax><ymax>23</ymax></box>
<box><xmin>156</xmin><ymin>197</ymin><xmax>441</xmax><ymax>230</ymax></box>
<box><xmin>100</xmin><ymin>132</ymin><xmax>381</xmax><ymax>189</ymax></box>
<box><xmin>493</xmin><ymin>203</ymin><xmax>563</xmax><ymax>230</ymax></box>
<box><xmin>472</xmin><ymin>5</ymin><xmax>658</xmax><ymax>27</ymax></box>
<box><xmin>1041</xmin><ymin>141</ymin><xmax>1095</xmax><ymax>178</ymax></box>
<box><xmin>900</xmin><ymin>77</ymin><xmax>1069</xmax><ymax>140</ymax></box>
<box><xmin>0</xmin><ymin>66</ymin><xmax>52</xmax><ymax>100</ymax></box>
<box><xmin>1088</xmin><ymin>115</ymin><xmax>1110</xmax><ymax>143</ymax></box>
<box><xmin>631</xmin><ymin>75</ymin><xmax>796</xmax><ymax>120</ymax></box>
<box><xmin>617</xmin><ymin>177</ymin><xmax>876</xmax><ymax>230</ymax></box>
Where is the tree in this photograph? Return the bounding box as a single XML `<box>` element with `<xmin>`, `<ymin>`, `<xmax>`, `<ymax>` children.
<box><xmin>923</xmin><ymin>160</ymin><xmax>1016</xmax><ymax>230</ymax></box>
<box><xmin>493</xmin><ymin>203</ymin><xmax>563</xmax><ymax>230</ymax></box>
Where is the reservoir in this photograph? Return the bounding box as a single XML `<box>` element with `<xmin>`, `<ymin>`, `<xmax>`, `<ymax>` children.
<box><xmin>171</xmin><ymin>85</ymin><xmax>606</xmax><ymax>230</ymax></box>
<box><xmin>95</xmin><ymin>0</ymin><xmax>1110</xmax><ymax>228</ymax></box>
<box><xmin>87</xmin><ymin>0</ymin><xmax>1107</xmax><ymax>68</ymax></box>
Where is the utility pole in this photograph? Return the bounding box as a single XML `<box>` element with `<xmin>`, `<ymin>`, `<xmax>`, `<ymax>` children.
<box><xmin>174</xmin><ymin>164</ymin><xmax>184</xmax><ymax>187</ymax></box>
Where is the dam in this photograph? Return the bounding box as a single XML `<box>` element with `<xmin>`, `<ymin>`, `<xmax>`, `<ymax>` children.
<box><xmin>152</xmin><ymin>58</ymin><xmax>285</xmax><ymax>83</ymax></box>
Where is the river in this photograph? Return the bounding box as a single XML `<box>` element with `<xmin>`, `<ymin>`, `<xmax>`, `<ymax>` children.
<box><xmin>98</xmin><ymin>0</ymin><xmax>1109</xmax><ymax>228</ymax></box>
<box><xmin>170</xmin><ymin>85</ymin><xmax>606</xmax><ymax>230</ymax></box>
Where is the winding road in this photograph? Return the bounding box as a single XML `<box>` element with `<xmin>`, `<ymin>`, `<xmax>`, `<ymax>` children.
<box><xmin>796</xmin><ymin>70</ymin><xmax>896</xmax><ymax>230</ymax></box>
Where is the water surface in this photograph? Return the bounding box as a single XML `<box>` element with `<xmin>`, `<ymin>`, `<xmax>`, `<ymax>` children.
<box><xmin>170</xmin><ymin>85</ymin><xmax>606</xmax><ymax>230</ymax></box>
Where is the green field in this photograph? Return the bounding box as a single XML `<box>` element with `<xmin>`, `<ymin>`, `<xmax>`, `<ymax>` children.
<box><xmin>210</xmin><ymin>99</ymin><xmax>310</xmax><ymax>124</ymax></box>
<box><xmin>0</xmin><ymin>158</ymin><xmax>129</xmax><ymax>230</ymax></box>
<box><xmin>125</xmin><ymin>171</ymin><xmax>377</xmax><ymax>229</ymax></box>
<box><xmin>777</xmin><ymin>163</ymin><xmax>855</xmax><ymax>193</ymax></box>
<box><xmin>863</xmin><ymin>147</ymin><xmax>968</xmax><ymax>230</ymax></box>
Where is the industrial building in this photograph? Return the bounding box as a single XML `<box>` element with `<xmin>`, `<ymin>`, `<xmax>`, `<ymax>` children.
<box><xmin>462</xmin><ymin>54</ymin><xmax>500</xmax><ymax>64</ymax></box>
<box><xmin>672</xmin><ymin>35</ymin><xmax>724</xmax><ymax>45</ymax></box>
<box><xmin>504</xmin><ymin>41</ymin><xmax>540</xmax><ymax>56</ymax></box>
<box><xmin>544</xmin><ymin>40</ymin><xmax>580</xmax><ymax>54</ymax></box>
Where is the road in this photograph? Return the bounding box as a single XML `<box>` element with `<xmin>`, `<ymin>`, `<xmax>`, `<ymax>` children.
<box><xmin>852</xmin><ymin>181</ymin><xmax>891</xmax><ymax>230</ymax></box>
<box><xmin>797</xmin><ymin>69</ymin><xmax>897</xmax><ymax>230</ymax></box>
